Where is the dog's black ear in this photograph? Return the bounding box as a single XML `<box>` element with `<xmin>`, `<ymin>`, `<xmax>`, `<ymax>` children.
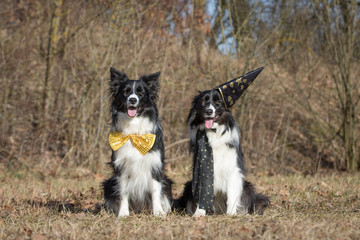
<box><xmin>142</xmin><ymin>71</ymin><xmax>161</xmax><ymax>99</ymax></box>
<box><xmin>187</xmin><ymin>93</ymin><xmax>203</xmax><ymax>127</ymax></box>
<box><xmin>110</xmin><ymin>67</ymin><xmax>128</xmax><ymax>83</ymax></box>
<box><xmin>187</xmin><ymin>109</ymin><xmax>197</xmax><ymax>127</ymax></box>
<box><xmin>142</xmin><ymin>71</ymin><xmax>160</xmax><ymax>89</ymax></box>
<box><xmin>109</xmin><ymin>67</ymin><xmax>128</xmax><ymax>94</ymax></box>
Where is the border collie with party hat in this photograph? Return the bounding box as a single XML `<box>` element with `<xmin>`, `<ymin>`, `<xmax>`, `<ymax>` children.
<box><xmin>177</xmin><ymin>67</ymin><xmax>270</xmax><ymax>217</ymax></box>
<box><xmin>102</xmin><ymin>67</ymin><xmax>172</xmax><ymax>217</ymax></box>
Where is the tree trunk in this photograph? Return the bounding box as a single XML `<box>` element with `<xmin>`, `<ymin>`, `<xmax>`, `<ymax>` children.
<box><xmin>42</xmin><ymin>0</ymin><xmax>63</xmax><ymax>126</ymax></box>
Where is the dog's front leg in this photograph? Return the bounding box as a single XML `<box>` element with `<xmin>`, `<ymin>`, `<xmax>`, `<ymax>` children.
<box><xmin>226</xmin><ymin>172</ymin><xmax>244</xmax><ymax>215</ymax></box>
<box><xmin>152</xmin><ymin>179</ymin><xmax>166</xmax><ymax>216</ymax></box>
<box><xmin>118</xmin><ymin>177</ymin><xmax>130</xmax><ymax>217</ymax></box>
<box><xmin>192</xmin><ymin>205</ymin><xmax>206</xmax><ymax>217</ymax></box>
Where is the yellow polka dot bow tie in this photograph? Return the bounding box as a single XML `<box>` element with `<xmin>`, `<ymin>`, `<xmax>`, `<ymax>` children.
<box><xmin>108</xmin><ymin>132</ymin><xmax>156</xmax><ymax>155</ymax></box>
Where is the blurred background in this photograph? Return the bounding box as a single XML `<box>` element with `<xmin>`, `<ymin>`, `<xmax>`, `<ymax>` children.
<box><xmin>0</xmin><ymin>0</ymin><xmax>359</xmax><ymax>178</ymax></box>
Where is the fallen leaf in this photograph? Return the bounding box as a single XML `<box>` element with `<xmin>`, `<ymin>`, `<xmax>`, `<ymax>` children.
<box><xmin>240</xmin><ymin>226</ymin><xmax>250</xmax><ymax>232</ymax></box>
<box><xmin>196</xmin><ymin>218</ymin><xmax>206</xmax><ymax>229</ymax></box>
<box><xmin>33</xmin><ymin>234</ymin><xmax>47</xmax><ymax>240</ymax></box>
<box><xmin>3</xmin><ymin>206</ymin><xmax>14</xmax><ymax>212</ymax></box>
<box><xmin>95</xmin><ymin>173</ymin><xmax>104</xmax><ymax>182</ymax></box>
<box><xmin>321</xmin><ymin>181</ymin><xmax>330</xmax><ymax>189</ymax></box>
<box><xmin>335</xmin><ymin>191</ymin><xmax>343</xmax><ymax>196</ymax></box>
<box><xmin>279</xmin><ymin>189</ymin><xmax>290</xmax><ymax>197</ymax></box>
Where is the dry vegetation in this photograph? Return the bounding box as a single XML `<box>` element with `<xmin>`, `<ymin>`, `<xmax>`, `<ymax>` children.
<box><xmin>0</xmin><ymin>0</ymin><xmax>360</xmax><ymax>239</ymax></box>
<box><xmin>1</xmin><ymin>167</ymin><xmax>359</xmax><ymax>239</ymax></box>
<box><xmin>1</xmin><ymin>0</ymin><xmax>359</xmax><ymax>173</ymax></box>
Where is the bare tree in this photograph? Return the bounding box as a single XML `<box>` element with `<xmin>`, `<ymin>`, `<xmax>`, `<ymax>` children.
<box><xmin>313</xmin><ymin>0</ymin><xmax>359</xmax><ymax>171</ymax></box>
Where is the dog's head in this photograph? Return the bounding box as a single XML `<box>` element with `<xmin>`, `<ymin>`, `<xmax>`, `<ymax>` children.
<box><xmin>187</xmin><ymin>89</ymin><xmax>233</xmax><ymax>129</ymax></box>
<box><xmin>109</xmin><ymin>67</ymin><xmax>160</xmax><ymax>118</ymax></box>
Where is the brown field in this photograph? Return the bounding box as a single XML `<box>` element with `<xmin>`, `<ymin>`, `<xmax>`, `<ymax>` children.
<box><xmin>1</xmin><ymin>165</ymin><xmax>359</xmax><ymax>240</ymax></box>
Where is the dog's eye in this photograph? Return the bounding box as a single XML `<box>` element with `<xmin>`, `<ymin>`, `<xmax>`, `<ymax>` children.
<box><xmin>136</xmin><ymin>87</ymin><xmax>143</xmax><ymax>96</ymax></box>
<box><xmin>204</xmin><ymin>95</ymin><xmax>210</xmax><ymax>102</ymax></box>
<box><xmin>124</xmin><ymin>87</ymin><xmax>131</xmax><ymax>95</ymax></box>
<box><xmin>215</xmin><ymin>100</ymin><xmax>222</xmax><ymax>106</ymax></box>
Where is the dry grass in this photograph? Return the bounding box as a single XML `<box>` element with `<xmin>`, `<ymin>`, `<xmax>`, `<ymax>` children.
<box><xmin>1</xmin><ymin>165</ymin><xmax>359</xmax><ymax>240</ymax></box>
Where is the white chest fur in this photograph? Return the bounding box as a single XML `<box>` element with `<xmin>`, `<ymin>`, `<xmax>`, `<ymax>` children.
<box><xmin>205</xmin><ymin>125</ymin><xmax>244</xmax><ymax>193</ymax></box>
<box><xmin>112</xmin><ymin>113</ymin><xmax>161</xmax><ymax>200</ymax></box>
<box><xmin>113</xmin><ymin>144</ymin><xmax>162</xmax><ymax>200</ymax></box>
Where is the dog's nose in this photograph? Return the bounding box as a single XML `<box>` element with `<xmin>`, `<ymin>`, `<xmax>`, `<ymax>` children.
<box><xmin>129</xmin><ymin>97</ymin><xmax>138</xmax><ymax>105</ymax></box>
<box><xmin>205</xmin><ymin>109</ymin><xmax>213</xmax><ymax>116</ymax></box>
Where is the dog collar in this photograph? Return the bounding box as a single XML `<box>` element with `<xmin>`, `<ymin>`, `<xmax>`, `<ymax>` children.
<box><xmin>108</xmin><ymin>132</ymin><xmax>156</xmax><ymax>155</ymax></box>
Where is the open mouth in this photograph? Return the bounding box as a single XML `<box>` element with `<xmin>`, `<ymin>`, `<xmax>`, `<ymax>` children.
<box><xmin>204</xmin><ymin>115</ymin><xmax>218</xmax><ymax>129</ymax></box>
<box><xmin>127</xmin><ymin>107</ymin><xmax>138</xmax><ymax>118</ymax></box>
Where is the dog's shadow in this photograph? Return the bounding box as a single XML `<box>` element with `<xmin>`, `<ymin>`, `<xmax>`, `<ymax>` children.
<box><xmin>27</xmin><ymin>199</ymin><xmax>103</xmax><ymax>215</ymax></box>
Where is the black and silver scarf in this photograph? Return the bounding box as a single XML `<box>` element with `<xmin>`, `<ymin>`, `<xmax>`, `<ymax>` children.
<box><xmin>192</xmin><ymin>129</ymin><xmax>214</xmax><ymax>213</ymax></box>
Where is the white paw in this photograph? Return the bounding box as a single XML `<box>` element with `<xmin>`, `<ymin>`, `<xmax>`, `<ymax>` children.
<box><xmin>118</xmin><ymin>208</ymin><xmax>130</xmax><ymax>217</ymax></box>
<box><xmin>161</xmin><ymin>198</ymin><xmax>172</xmax><ymax>213</ymax></box>
<box><xmin>226</xmin><ymin>209</ymin><xmax>237</xmax><ymax>215</ymax></box>
<box><xmin>153</xmin><ymin>208</ymin><xmax>166</xmax><ymax>216</ymax></box>
<box><xmin>226</xmin><ymin>205</ymin><xmax>238</xmax><ymax>215</ymax></box>
<box><xmin>192</xmin><ymin>208</ymin><xmax>206</xmax><ymax>217</ymax></box>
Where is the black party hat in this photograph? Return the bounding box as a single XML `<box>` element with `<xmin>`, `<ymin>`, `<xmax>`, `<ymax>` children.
<box><xmin>215</xmin><ymin>67</ymin><xmax>263</xmax><ymax>109</ymax></box>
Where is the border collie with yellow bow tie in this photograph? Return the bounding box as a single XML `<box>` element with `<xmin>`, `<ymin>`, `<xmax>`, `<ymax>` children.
<box><xmin>103</xmin><ymin>67</ymin><xmax>172</xmax><ymax>217</ymax></box>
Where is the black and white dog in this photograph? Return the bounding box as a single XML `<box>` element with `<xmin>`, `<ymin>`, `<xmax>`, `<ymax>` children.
<box><xmin>103</xmin><ymin>67</ymin><xmax>172</xmax><ymax>217</ymax></box>
<box><xmin>177</xmin><ymin>89</ymin><xmax>270</xmax><ymax>217</ymax></box>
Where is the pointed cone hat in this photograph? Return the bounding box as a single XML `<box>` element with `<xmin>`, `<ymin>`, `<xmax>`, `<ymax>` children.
<box><xmin>215</xmin><ymin>67</ymin><xmax>264</xmax><ymax>109</ymax></box>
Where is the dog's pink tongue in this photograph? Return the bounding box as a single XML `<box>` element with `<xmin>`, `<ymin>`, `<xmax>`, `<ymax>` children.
<box><xmin>128</xmin><ymin>109</ymin><xmax>137</xmax><ymax>117</ymax></box>
<box><xmin>205</xmin><ymin>119</ymin><xmax>214</xmax><ymax>129</ymax></box>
